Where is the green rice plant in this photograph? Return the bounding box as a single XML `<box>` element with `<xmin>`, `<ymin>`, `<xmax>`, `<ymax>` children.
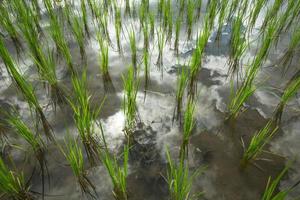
<box><xmin>165</xmin><ymin>148</ymin><xmax>204</xmax><ymax>200</ymax></box>
<box><xmin>173</xmin><ymin>68</ymin><xmax>188</xmax><ymax>123</ymax></box>
<box><xmin>282</xmin><ymin>0</ymin><xmax>300</xmax><ymax>33</ymax></box>
<box><xmin>186</xmin><ymin>0</ymin><xmax>195</xmax><ymax>40</ymax></box>
<box><xmin>274</xmin><ymin>70</ymin><xmax>300</xmax><ymax>124</ymax></box>
<box><xmin>228</xmin><ymin>15</ymin><xmax>248</xmax><ymax>77</ymax></box>
<box><xmin>174</xmin><ymin>17</ymin><xmax>182</xmax><ymax>55</ymax></box>
<box><xmin>179</xmin><ymin>99</ymin><xmax>195</xmax><ymax>160</ymax></box>
<box><xmin>156</xmin><ymin>27</ymin><xmax>166</xmax><ymax>67</ymax></box>
<box><xmin>7</xmin><ymin>112</ymin><xmax>48</xmax><ymax>199</ymax></box>
<box><xmin>31</xmin><ymin>0</ymin><xmax>41</xmax><ymax>19</ymax></box>
<box><xmin>158</xmin><ymin>0</ymin><xmax>165</xmax><ymax>19</ymax></box>
<box><xmin>227</xmin><ymin>0</ymin><xmax>239</xmax><ymax>21</ymax></box>
<box><xmin>69</xmin><ymin>71</ymin><xmax>100</xmax><ymax>166</ymax></box>
<box><xmin>204</xmin><ymin>0</ymin><xmax>218</xmax><ymax>32</ymax></box>
<box><xmin>139</xmin><ymin>1</ymin><xmax>147</xmax><ymax>28</ymax></box>
<box><xmin>142</xmin><ymin>22</ymin><xmax>150</xmax><ymax>52</ymax></box>
<box><xmin>143</xmin><ymin>48</ymin><xmax>150</xmax><ymax>91</ymax></box>
<box><xmin>99</xmin><ymin>10</ymin><xmax>111</xmax><ymax>44</ymax></box>
<box><xmin>261</xmin><ymin>161</ymin><xmax>299</xmax><ymax>200</ymax></box>
<box><xmin>261</xmin><ymin>0</ymin><xmax>284</xmax><ymax>30</ymax></box>
<box><xmin>215</xmin><ymin>0</ymin><xmax>229</xmax><ymax>42</ymax></box>
<box><xmin>114</xmin><ymin>5</ymin><xmax>122</xmax><ymax>53</ymax></box>
<box><xmin>240</xmin><ymin>120</ymin><xmax>278</xmax><ymax>169</ymax></box>
<box><xmin>149</xmin><ymin>12</ymin><xmax>155</xmax><ymax>38</ymax></box>
<box><xmin>0</xmin><ymin>157</ymin><xmax>33</xmax><ymax>200</ymax></box>
<box><xmin>141</xmin><ymin>0</ymin><xmax>150</xmax><ymax>13</ymax></box>
<box><xmin>80</xmin><ymin>0</ymin><xmax>90</xmax><ymax>38</ymax></box>
<box><xmin>0</xmin><ymin>36</ymin><xmax>54</xmax><ymax>141</ymax></box>
<box><xmin>61</xmin><ymin>136</ymin><xmax>97</xmax><ymax>198</ymax></box>
<box><xmin>0</xmin><ymin>3</ymin><xmax>22</xmax><ymax>54</ymax></box>
<box><xmin>98</xmin><ymin>123</ymin><xmax>129</xmax><ymax>200</ymax></box>
<box><xmin>70</xmin><ymin>14</ymin><xmax>86</xmax><ymax>61</ymax></box>
<box><xmin>248</xmin><ymin>0</ymin><xmax>268</xmax><ymax>32</ymax></box>
<box><xmin>63</xmin><ymin>0</ymin><xmax>73</xmax><ymax>26</ymax></box>
<box><xmin>129</xmin><ymin>29</ymin><xmax>137</xmax><ymax>70</ymax></box>
<box><xmin>86</xmin><ymin>0</ymin><xmax>96</xmax><ymax>18</ymax></box>
<box><xmin>122</xmin><ymin>65</ymin><xmax>139</xmax><ymax>139</ymax></box>
<box><xmin>195</xmin><ymin>0</ymin><xmax>202</xmax><ymax>19</ymax></box>
<box><xmin>125</xmin><ymin>0</ymin><xmax>131</xmax><ymax>15</ymax></box>
<box><xmin>163</xmin><ymin>0</ymin><xmax>171</xmax><ymax>32</ymax></box>
<box><xmin>179</xmin><ymin>0</ymin><xmax>185</xmax><ymax>16</ymax></box>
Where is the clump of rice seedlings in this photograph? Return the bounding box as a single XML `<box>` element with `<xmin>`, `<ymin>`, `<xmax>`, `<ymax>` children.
<box><xmin>156</xmin><ymin>27</ymin><xmax>166</xmax><ymax>68</ymax></box>
<box><xmin>70</xmin><ymin>14</ymin><xmax>86</xmax><ymax>61</ymax></box>
<box><xmin>7</xmin><ymin>112</ymin><xmax>48</xmax><ymax>199</ymax></box>
<box><xmin>162</xmin><ymin>0</ymin><xmax>171</xmax><ymax>32</ymax></box>
<box><xmin>165</xmin><ymin>148</ymin><xmax>204</xmax><ymax>200</ymax></box>
<box><xmin>99</xmin><ymin>124</ymin><xmax>129</xmax><ymax>200</ymax></box>
<box><xmin>96</xmin><ymin>32</ymin><xmax>115</xmax><ymax>93</ymax></box>
<box><xmin>228</xmin><ymin>15</ymin><xmax>248</xmax><ymax>77</ymax></box>
<box><xmin>80</xmin><ymin>0</ymin><xmax>90</xmax><ymax>38</ymax></box>
<box><xmin>274</xmin><ymin>71</ymin><xmax>300</xmax><ymax>124</ymax></box>
<box><xmin>261</xmin><ymin>0</ymin><xmax>284</xmax><ymax>30</ymax></box>
<box><xmin>186</xmin><ymin>0</ymin><xmax>195</xmax><ymax>40</ymax></box>
<box><xmin>69</xmin><ymin>71</ymin><xmax>100</xmax><ymax>166</ymax></box>
<box><xmin>240</xmin><ymin>120</ymin><xmax>278</xmax><ymax>169</ymax></box>
<box><xmin>44</xmin><ymin>0</ymin><xmax>74</xmax><ymax>74</ymax></box>
<box><xmin>0</xmin><ymin>37</ymin><xmax>54</xmax><ymax>141</ymax></box>
<box><xmin>261</xmin><ymin>161</ymin><xmax>299</xmax><ymax>200</ymax></box>
<box><xmin>125</xmin><ymin>0</ymin><xmax>131</xmax><ymax>15</ymax></box>
<box><xmin>61</xmin><ymin>136</ymin><xmax>97</xmax><ymax>198</ymax></box>
<box><xmin>174</xmin><ymin>17</ymin><xmax>182</xmax><ymax>55</ymax></box>
<box><xmin>0</xmin><ymin>157</ymin><xmax>33</xmax><ymax>200</ymax></box>
<box><xmin>173</xmin><ymin>68</ymin><xmax>188</xmax><ymax>123</ymax></box>
<box><xmin>228</xmin><ymin>20</ymin><xmax>277</xmax><ymax>120</ymax></box>
<box><xmin>215</xmin><ymin>0</ymin><xmax>229</xmax><ymax>42</ymax></box>
<box><xmin>0</xmin><ymin>3</ymin><xmax>22</xmax><ymax>54</ymax></box>
<box><xmin>179</xmin><ymin>99</ymin><xmax>195</xmax><ymax>160</ymax></box>
<box><xmin>129</xmin><ymin>29</ymin><xmax>137</xmax><ymax>71</ymax></box>
<box><xmin>99</xmin><ymin>10</ymin><xmax>111</xmax><ymax>44</ymax></box>
<box><xmin>114</xmin><ymin>5</ymin><xmax>122</xmax><ymax>54</ymax></box>
<box><xmin>248</xmin><ymin>0</ymin><xmax>268</xmax><ymax>32</ymax></box>
<box><xmin>122</xmin><ymin>65</ymin><xmax>139</xmax><ymax>140</ymax></box>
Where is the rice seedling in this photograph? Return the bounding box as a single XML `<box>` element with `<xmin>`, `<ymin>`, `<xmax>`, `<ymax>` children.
<box><xmin>274</xmin><ymin>70</ymin><xmax>300</xmax><ymax>124</ymax></box>
<box><xmin>156</xmin><ymin>27</ymin><xmax>166</xmax><ymax>68</ymax></box>
<box><xmin>31</xmin><ymin>0</ymin><xmax>41</xmax><ymax>19</ymax></box>
<box><xmin>261</xmin><ymin>161</ymin><xmax>299</xmax><ymax>200</ymax></box>
<box><xmin>0</xmin><ymin>157</ymin><xmax>33</xmax><ymax>200</ymax></box>
<box><xmin>215</xmin><ymin>0</ymin><xmax>230</xmax><ymax>42</ymax></box>
<box><xmin>195</xmin><ymin>0</ymin><xmax>202</xmax><ymax>19</ymax></box>
<box><xmin>179</xmin><ymin>0</ymin><xmax>185</xmax><ymax>16</ymax></box>
<box><xmin>86</xmin><ymin>0</ymin><xmax>96</xmax><ymax>18</ymax></box>
<box><xmin>173</xmin><ymin>68</ymin><xmax>188</xmax><ymax>123</ymax></box>
<box><xmin>163</xmin><ymin>0</ymin><xmax>171</xmax><ymax>32</ymax></box>
<box><xmin>129</xmin><ymin>29</ymin><xmax>137</xmax><ymax>71</ymax></box>
<box><xmin>186</xmin><ymin>0</ymin><xmax>195</xmax><ymax>40</ymax></box>
<box><xmin>165</xmin><ymin>148</ymin><xmax>204</xmax><ymax>200</ymax></box>
<box><xmin>261</xmin><ymin>0</ymin><xmax>284</xmax><ymax>30</ymax></box>
<box><xmin>80</xmin><ymin>0</ymin><xmax>90</xmax><ymax>38</ymax></box>
<box><xmin>240</xmin><ymin>120</ymin><xmax>278</xmax><ymax>169</ymax></box>
<box><xmin>61</xmin><ymin>136</ymin><xmax>97</xmax><ymax>198</ymax></box>
<box><xmin>142</xmin><ymin>22</ymin><xmax>150</xmax><ymax>53</ymax></box>
<box><xmin>0</xmin><ymin>36</ymin><xmax>54</xmax><ymax>141</ymax></box>
<box><xmin>149</xmin><ymin>12</ymin><xmax>155</xmax><ymax>39</ymax></box>
<box><xmin>282</xmin><ymin>0</ymin><xmax>300</xmax><ymax>33</ymax></box>
<box><xmin>174</xmin><ymin>17</ymin><xmax>182</xmax><ymax>55</ymax></box>
<box><xmin>179</xmin><ymin>99</ymin><xmax>196</xmax><ymax>160</ymax></box>
<box><xmin>227</xmin><ymin>0</ymin><xmax>240</xmax><ymax>21</ymax></box>
<box><xmin>69</xmin><ymin>71</ymin><xmax>100</xmax><ymax>166</ymax></box>
<box><xmin>122</xmin><ymin>65</ymin><xmax>139</xmax><ymax>140</ymax></box>
<box><xmin>70</xmin><ymin>14</ymin><xmax>86</xmax><ymax>61</ymax></box>
<box><xmin>248</xmin><ymin>0</ymin><xmax>268</xmax><ymax>32</ymax></box>
<box><xmin>7</xmin><ymin>112</ymin><xmax>48</xmax><ymax>200</ymax></box>
<box><xmin>99</xmin><ymin>10</ymin><xmax>111</xmax><ymax>44</ymax></box>
<box><xmin>0</xmin><ymin>3</ymin><xmax>22</xmax><ymax>54</ymax></box>
<box><xmin>205</xmin><ymin>0</ymin><xmax>218</xmax><ymax>32</ymax></box>
<box><xmin>114</xmin><ymin>5</ymin><xmax>122</xmax><ymax>54</ymax></box>
<box><xmin>143</xmin><ymin>48</ymin><xmax>150</xmax><ymax>92</ymax></box>
<box><xmin>158</xmin><ymin>0</ymin><xmax>165</xmax><ymax>19</ymax></box>
<box><xmin>125</xmin><ymin>0</ymin><xmax>131</xmax><ymax>15</ymax></box>
<box><xmin>98</xmin><ymin>123</ymin><xmax>129</xmax><ymax>200</ymax></box>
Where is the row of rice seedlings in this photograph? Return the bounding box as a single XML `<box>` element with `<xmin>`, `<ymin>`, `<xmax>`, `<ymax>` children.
<box><xmin>173</xmin><ymin>68</ymin><xmax>188</xmax><ymax>123</ymax></box>
<box><xmin>122</xmin><ymin>65</ymin><xmax>139</xmax><ymax>141</ymax></box>
<box><xmin>7</xmin><ymin>112</ymin><xmax>48</xmax><ymax>199</ymax></box>
<box><xmin>228</xmin><ymin>19</ymin><xmax>277</xmax><ymax>120</ymax></box>
<box><xmin>0</xmin><ymin>156</ymin><xmax>33</xmax><ymax>200</ymax></box>
<box><xmin>261</xmin><ymin>0</ymin><xmax>285</xmax><ymax>30</ymax></box>
<box><xmin>129</xmin><ymin>29</ymin><xmax>137</xmax><ymax>70</ymax></box>
<box><xmin>248</xmin><ymin>0</ymin><xmax>268</xmax><ymax>32</ymax></box>
<box><xmin>43</xmin><ymin>0</ymin><xmax>74</xmax><ymax>74</ymax></box>
<box><xmin>99</xmin><ymin>124</ymin><xmax>129</xmax><ymax>200</ymax></box>
<box><xmin>174</xmin><ymin>17</ymin><xmax>182</xmax><ymax>55</ymax></box>
<box><xmin>240</xmin><ymin>120</ymin><xmax>278</xmax><ymax>169</ymax></box>
<box><xmin>215</xmin><ymin>0</ymin><xmax>230</xmax><ymax>42</ymax></box>
<box><xmin>61</xmin><ymin>136</ymin><xmax>97</xmax><ymax>198</ymax></box>
<box><xmin>261</xmin><ymin>161</ymin><xmax>299</xmax><ymax>200</ymax></box>
<box><xmin>156</xmin><ymin>27</ymin><xmax>166</xmax><ymax>68</ymax></box>
<box><xmin>0</xmin><ymin>37</ymin><xmax>54</xmax><ymax>141</ymax></box>
<box><xmin>179</xmin><ymin>99</ymin><xmax>195</xmax><ymax>160</ymax></box>
<box><xmin>274</xmin><ymin>71</ymin><xmax>300</xmax><ymax>124</ymax></box>
<box><xmin>69</xmin><ymin>71</ymin><xmax>100</xmax><ymax>166</ymax></box>
<box><xmin>80</xmin><ymin>0</ymin><xmax>90</xmax><ymax>38</ymax></box>
<box><xmin>70</xmin><ymin>14</ymin><xmax>87</xmax><ymax>61</ymax></box>
<box><xmin>165</xmin><ymin>148</ymin><xmax>204</xmax><ymax>200</ymax></box>
<box><xmin>0</xmin><ymin>3</ymin><xmax>22</xmax><ymax>54</ymax></box>
<box><xmin>186</xmin><ymin>0</ymin><xmax>195</xmax><ymax>40</ymax></box>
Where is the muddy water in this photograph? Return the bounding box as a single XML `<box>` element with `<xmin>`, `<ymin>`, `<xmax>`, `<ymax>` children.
<box><xmin>0</xmin><ymin>0</ymin><xmax>299</xmax><ymax>199</ymax></box>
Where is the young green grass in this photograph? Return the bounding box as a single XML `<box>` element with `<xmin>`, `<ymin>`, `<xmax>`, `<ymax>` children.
<box><xmin>61</xmin><ymin>136</ymin><xmax>97</xmax><ymax>198</ymax></box>
<box><xmin>174</xmin><ymin>17</ymin><xmax>182</xmax><ymax>55</ymax></box>
<box><xmin>165</xmin><ymin>148</ymin><xmax>204</xmax><ymax>200</ymax></box>
<box><xmin>186</xmin><ymin>0</ymin><xmax>195</xmax><ymax>40</ymax></box>
<box><xmin>0</xmin><ymin>157</ymin><xmax>33</xmax><ymax>200</ymax></box>
<box><xmin>0</xmin><ymin>36</ymin><xmax>54</xmax><ymax>141</ymax></box>
<box><xmin>240</xmin><ymin>120</ymin><xmax>278</xmax><ymax>169</ymax></box>
<box><xmin>129</xmin><ymin>29</ymin><xmax>137</xmax><ymax>71</ymax></box>
<box><xmin>173</xmin><ymin>68</ymin><xmax>188</xmax><ymax>123</ymax></box>
<box><xmin>215</xmin><ymin>0</ymin><xmax>229</xmax><ymax>42</ymax></box>
<box><xmin>69</xmin><ymin>71</ymin><xmax>100</xmax><ymax>166</ymax></box>
<box><xmin>122</xmin><ymin>65</ymin><xmax>139</xmax><ymax>140</ymax></box>
<box><xmin>70</xmin><ymin>14</ymin><xmax>86</xmax><ymax>61</ymax></box>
